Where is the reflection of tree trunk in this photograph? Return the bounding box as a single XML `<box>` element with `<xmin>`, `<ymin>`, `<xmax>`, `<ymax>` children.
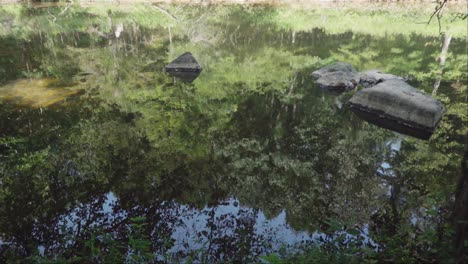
<box><xmin>454</xmin><ymin>139</ymin><xmax>468</xmax><ymax>263</ymax></box>
<box><xmin>284</xmin><ymin>74</ymin><xmax>296</xmax><ymax>115</ymax></box>
<box><xmin>204</xmin><ymin>208</ymin><xmax>216</xmax><ymax>261</ymax></box>
<box><xmin>389</xmin><ymin>181</ymin><xmax>401</xmax><ymax>235</ymax></box>
<box><xmin>432</xmin><ymin>33</ymin><xmax>452</xmax><ymax>96</ymax></box>
<box><xmin>168</xmin><ymin>26</ymin><xmax>173</xmax><ymax>55</ymax></box>
<box><xmin>230</xmin><ymin>25</ymin><xmax>240</xmax><ymax>46</ymax></box>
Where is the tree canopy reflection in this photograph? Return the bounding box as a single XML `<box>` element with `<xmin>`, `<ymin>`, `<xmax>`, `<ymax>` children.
<box><xmin>0</xmin><ymin>3</ymin><xmax>466</xmax><ymax>263</ymax></box>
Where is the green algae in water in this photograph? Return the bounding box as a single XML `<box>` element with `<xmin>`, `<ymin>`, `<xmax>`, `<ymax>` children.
<box><xmin>0</xmin><ymin>78</ymin><xmax>84</xmax><ymax>108</ymax></box>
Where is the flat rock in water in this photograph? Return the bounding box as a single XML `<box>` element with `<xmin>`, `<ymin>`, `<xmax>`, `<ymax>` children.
<box><xmin>359</xmin><ymin>70</ymin><xmax>404</xmax><ymax>88</ymax></box>
<box><xmin>165</xmin><ymin>52</ymin><xmax>202</xmax><ymax>82</ymax></box>
<box><xmin>348</xmin><ymin>79</ymin><xmax>445</xmax><ymax>140</ymax></box>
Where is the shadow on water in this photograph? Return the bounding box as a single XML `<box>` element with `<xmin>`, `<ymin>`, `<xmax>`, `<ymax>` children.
<box><xmin>0</xmin><ymin>3</ymin><xmax>466</xmax><ymax>262</ymax></box>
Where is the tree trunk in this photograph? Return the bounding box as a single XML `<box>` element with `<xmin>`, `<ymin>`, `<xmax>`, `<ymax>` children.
<box><xmin>432</xmin><ymin>33</ymin><xmax>452</xmax><ymax>96</ymax></box>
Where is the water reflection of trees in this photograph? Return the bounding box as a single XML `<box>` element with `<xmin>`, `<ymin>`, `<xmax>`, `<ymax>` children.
<box><xmin>0</xmin><ymin>3</ymin><xmax>466</xmax><ymax>262</ymax></box>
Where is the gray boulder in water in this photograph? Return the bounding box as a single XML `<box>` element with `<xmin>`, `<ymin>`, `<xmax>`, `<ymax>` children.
<box><xmin>311</xmin><ymin>62</ymin><xmax>357</xmax><ymax>78</ymax></box>
<box><xmin>165</xmin><ymin>52</ymin><xmax>202</xmax><ymax>83</ymax></box>
<box><xmin>348</xmin><ymin>79</ymin><xmax>445</xmax><ymax>140</ymax></box>
<box><xmin>359</xmin><ymin>70</ymin><xmax>404</xmax><ymax>88</ymax></box>
<box><xmin>312</xmin><ymin>62</ymin><xmax>360</xmax><ymax>93</ymax></box>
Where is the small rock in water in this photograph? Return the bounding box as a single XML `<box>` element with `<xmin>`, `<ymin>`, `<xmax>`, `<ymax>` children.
<box><xmin>316</xmin><ymin>71</ymin><xmax>360</xmax><ymax>93</ymax></box>
<box><xmin>312</xmin><ymin>62</ymin><xmax>360</xmax><ymax>93</ymax></box>
<box><xmin>164</xmin><ymin>52</ymin><xmax>202</xmax><ymax>83</ymax></box>
<box><xmin>311</xmin><ymin>62</ymin><xmax>358</xmax><ymax>78</ymax></box>
<box><xmin>348</xmin><ymin>79</ymin><xmax>445</xmax><ymax>140</ymax></box>
<box><xmin>359</xmin><ymin>69</ymin><xmax>404</xmax><ymax>88</ymax></box>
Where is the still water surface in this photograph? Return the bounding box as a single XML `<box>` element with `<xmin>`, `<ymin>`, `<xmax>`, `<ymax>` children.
<box><xmin>0</xmin><ymin>2</ymin><xmax>466</xmax><ymax>262</ymax></box>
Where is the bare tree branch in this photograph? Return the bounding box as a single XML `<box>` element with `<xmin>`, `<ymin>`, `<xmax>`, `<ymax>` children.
<box><xmin>58</xmin><ymin>0</ymin><xmax>74</xmax><ymax>16</ymax></box>
<box><xmin>427</xmin><ymin>0</ymin><xmax>448</xmax><ymax>33</ymax></box>
<box><xmin>147</xmin><ymin>3</ymin><xmax>179</xmax><ymax>22</ymax></box>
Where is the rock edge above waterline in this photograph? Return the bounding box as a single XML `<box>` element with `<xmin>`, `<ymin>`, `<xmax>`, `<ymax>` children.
<box><xmin>348</xmin><ymin>79</ymin><xmax>445</xmax><ymax>140</ymax></box>
<box><xmin>165</xmin><ymin>52</ymin><xmax>202</xmax><ymax>82</ymax></box>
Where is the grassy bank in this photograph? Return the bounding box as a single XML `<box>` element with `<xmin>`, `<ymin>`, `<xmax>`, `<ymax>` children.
<box><xmin>1</xmin><ymin>2</ymin><xmax>466</xmax><ymax>37</ymax></box>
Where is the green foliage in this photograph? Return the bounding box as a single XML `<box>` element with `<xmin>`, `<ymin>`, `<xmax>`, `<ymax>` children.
<box><xmin>127</xmin><ymin>217</ymin><xmax>154</xmax><ymax>263</ymax></box>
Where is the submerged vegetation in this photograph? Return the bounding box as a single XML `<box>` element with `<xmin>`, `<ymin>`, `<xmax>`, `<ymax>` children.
<box><xmin>0</xmin><ymin>1</ymin><xmax>466</xmax><ymax>263</ymax></box>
